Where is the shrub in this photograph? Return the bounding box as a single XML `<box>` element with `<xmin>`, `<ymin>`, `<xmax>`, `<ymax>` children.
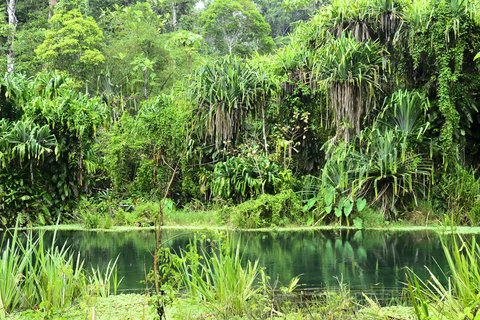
<box><xmin>225</xmin><ymin>189</ymin><xmax>302</xmax><ymax>228</ymax></box>
<box><xmin>439</xmin><ymin>164</ymin><xmax>480</xmax><ymax>226</ymax></box>
<box><xmin>132</xmin><ymin>201</ymin><xmax>160</xmax><ymax>225</ymax></box>
<box><xmin>357</xmin><ymin>207</ymin><xmax>385</xmax><ymax>228</ymax></box>
<box><xmin>120</xmin><ymin>199</ymin><xmax>175</xmax><ymax>226</ymax></box>
<box><xmin>75</xmin><ymin>199</ymin><xmax>112</xmax><ymax>229</ymax></box>
<box><xmin>113</xmin><ymin>208</ymin><xmax>127</xmax><ymax>225</ymax></box>
<box><xmin>211</xmin><ymin>146</ymin><xmax>293</xmax><ymax>203</ymax></box>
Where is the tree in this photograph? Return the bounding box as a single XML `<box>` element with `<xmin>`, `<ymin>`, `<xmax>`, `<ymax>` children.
<box><xmin>191</xmin><ymin>55</ymin><xmax>278</xmax><ymax>152</ymax></box>
<box><xmin>49</xmin><ymin>0</ymin><xmax>57</xmax><ymax>19</ymax></box>
<box><xmin>100</xmin><ymin>2</ymin><xmax>169</xmax><ymax>101</ymax></box>
<box><xmin>166</xmin><ymin>30</ymin><xmax>203</xmax><ymax>69</ymax></box>
<box><xmin>282</xmin><ymin>0</ymin><xmax>322</xmax><ymax>12</ymax></box>
<box><xmin>0</xmin><ymin>72</ymin><xmax>110</xmax><ymax>226</ymax></box>
<box><xmin>35</xmin><ymin>9</ymin><xmax>105</xmax><ymax>79</ymax></box>
<box><xmin>315</xmin><ymin>33</ymin><xmax>384</xmax><ymax>141</ymax></box>
<box><xmin>6</xmin><ymin>0</ymin><xmax>18</xmax><ymax>74</ymax></box>
<box><xmin>253</xmin><ymin>0</ymin><xmax>317</xmax><ymax>41</ymax></box>
<box><xmin>154</xmin><ymin>0</ymin><xmax>197</xmax><ymax>31</ymax></box>
<box><xmin>200</xmin><ymin>0</ymin><xmax>275</xmax><ymax>56</ymax></box>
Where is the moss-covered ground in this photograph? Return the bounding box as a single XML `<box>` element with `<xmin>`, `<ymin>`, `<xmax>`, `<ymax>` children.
<box><xmin>7</xmin><ymin>293</ymin><xmax>417</xmax><ymax>320</ymax></box>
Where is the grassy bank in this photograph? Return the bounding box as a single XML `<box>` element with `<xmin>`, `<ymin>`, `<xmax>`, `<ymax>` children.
<box><xmin>13</xmin><ymin>222</ymin><xmax>480</xmax><ymax>235</ymax></box>
<box><xmin>7</xmin><ymin>293</ymin><xmax>417</xmax><ymax>320</ymax></box>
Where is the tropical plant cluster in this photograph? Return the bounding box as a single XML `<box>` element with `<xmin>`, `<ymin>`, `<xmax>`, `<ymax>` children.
<box><xmin>0</xmin><ymin>228</ymin><xmax>121</xmax><ymax>318</ymax></box>
<box><xmin>2</xmin><ymin>0</ymin><xmax>480</xmax><ymax>229</ymax></box>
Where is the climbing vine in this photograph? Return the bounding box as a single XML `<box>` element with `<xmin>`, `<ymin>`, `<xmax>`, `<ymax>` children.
<box><xmin>405</xmin><ymin>0</ymin><xmax>480</xmax><ymax>155</ymax></box>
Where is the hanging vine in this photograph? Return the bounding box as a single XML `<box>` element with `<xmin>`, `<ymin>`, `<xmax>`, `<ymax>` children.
<box><xmin>405</xmin><ymin>0</ymin><xmax>480</xmax><ymax>155</ymax></box>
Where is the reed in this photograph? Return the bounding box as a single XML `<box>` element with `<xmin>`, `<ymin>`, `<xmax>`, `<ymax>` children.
<box><xmin>88</xmin><ymin>255</ymin><xmax>123</xmax><ymax>298</ymax></box>
<box><xmin>406</xmin><ymin>236</ymin><xmax>480</xmax><ymax>320</ymax></box>
<box><xmin>0</xmin><ymin>228</ymin><xmax>34</xmax><ymax>316</ymax></box>
<box><xmin>0</xmin><ymin>226</ymin><xmax>122</xmax><ymax>317</ymax></box>
<box><xmin>178</xmin><ymin>237</ymin><xmax>262</xmax><ymax>317</ymax></box>
<box><xmin>34</xmin><ymin>234</ymin><xmax>86</xmax><ymax>311</ymax></box>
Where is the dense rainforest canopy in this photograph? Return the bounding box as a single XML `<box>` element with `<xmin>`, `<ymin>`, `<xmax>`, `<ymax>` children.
<box><xmin>1</xmin><ymin>0</ymin><xmax>480</xmax><ymax>228</ymax></box>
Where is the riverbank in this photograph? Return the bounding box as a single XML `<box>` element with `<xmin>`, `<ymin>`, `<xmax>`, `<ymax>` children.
<box><xmin>12</xmin><ymin>223</ymin><xmax>480</xmax><ymax>234</ymax></box>
<box><xmin>7</xmin><ymin>292</ymin><xmax>417</xmax><ymax>320</ymax></box>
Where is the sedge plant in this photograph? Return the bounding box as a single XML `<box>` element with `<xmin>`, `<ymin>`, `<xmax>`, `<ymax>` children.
<box><xmin>0</xmin><ymin>226</ymin><xmax>122</xmax><ymax>317</ymax></box>
<box><xmin>178</xmin><ymin>236</ymin><xmax>263</xmax><ymax>317</ymax></box>
<box><xmin>406</xmin><ymin>236</ymin><xmax>480</xmax><ymax>320</ymax></box>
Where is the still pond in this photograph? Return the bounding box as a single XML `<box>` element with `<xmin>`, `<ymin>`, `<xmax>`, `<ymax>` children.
<box><xmin>17</xmin><ymin>229</ymin><xmax>459</xmax><ymax>298</ymax></box>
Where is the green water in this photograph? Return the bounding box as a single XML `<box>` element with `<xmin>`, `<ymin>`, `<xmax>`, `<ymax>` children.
<box><xmin>12</xmin><ymin>230</ymin><xmax>453</xmax><ymax>296</ymax></box>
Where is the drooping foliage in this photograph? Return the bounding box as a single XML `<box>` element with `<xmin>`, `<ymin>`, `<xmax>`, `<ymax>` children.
<box><xmin>3</xmin><ymin>0</ymin><xmax>480</xmax><ymax>228</ymax></box>
<box><xmin>267</xmin><ymin>0</ymin><xmax>480</xmax><ymax>224</ymax></box>
<box><xmin>0</xmin><ymin>72</ymin><xmax>109</xmax><ymax>226</ymax></box>
<box><xmin>191</xmin><ymin>55</ymin><xmax>279</xmax><ymax>152</ymax></box>
<box><xmin>402</xmin><ymin>0</ymin><xmax>480</xmax><ymax>157</ymax></box>
<box><xmin>314</xmin><ymin>32</ymin><xmax>384</xmax><ymax>141</ymax></box>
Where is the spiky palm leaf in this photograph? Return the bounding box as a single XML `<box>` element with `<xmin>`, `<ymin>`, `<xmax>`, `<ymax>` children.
<box><xmin>314</xmin><ymin>32</ymin><xmax>384</xmax><ymax>140</ymax></box>
<box><xmin>2</xmin><ymin>119</ymin><xmax>57</xmax><ymax>167</ymax></box>
<box><xmin>191</xmin><ymin>55</ymin><xmax>278</xmax><ymax>150</ymax></box>
<box><xmin>377</xmin><ymin>89</ymin><xmax>430</xmax><ymax>138</ymax></box>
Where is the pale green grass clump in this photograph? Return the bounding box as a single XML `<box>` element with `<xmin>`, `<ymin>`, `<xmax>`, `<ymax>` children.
<box><xmin>407</xmin><ymin>236</ymin><xmax>480</xmax><ymax>319</ymax></box>
<box><xmin>0</xmin><ymin>227</ymin><xmax>121</xmax><ymax>319</ymax></box>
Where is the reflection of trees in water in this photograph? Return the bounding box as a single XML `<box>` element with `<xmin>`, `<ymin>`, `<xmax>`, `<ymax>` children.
<box><xmin>4</xmin><ymin>229</ymin><xmax>459</xmax><ymax>292</ymax></box>
<box><xmin>231</xmin><ymin>230</ymin><xmax>449</xmax><ymax>291</ymax></box>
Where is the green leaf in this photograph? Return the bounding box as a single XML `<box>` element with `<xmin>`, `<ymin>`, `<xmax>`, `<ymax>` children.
<box><xmin>334</xmin><ymin>207</ymin><xmax>342</xmax><ymax>218</ymax></box>
<box><xmin>302</xmin><ymin>198</ymin><xmax>316</xmax><ymax>212</ymax></box>
<box><xmin>325</xmin><ymin>205</ymin><xmax>332</xmax><ymax>214</ymax></box>
<box><xmin>344</xmin><ymin>200</ymin><xmax>353</xmax><ymax>217</ymax></box>
<box><xmin>353</xmin><ymin>217</ymin><xmax>363</xmax><ymax>229</ymax></box>
<box><xmin>325</xmin><ymin>187</ymin><xmax>335</xmax><ymax>205</ymax></box>
<box><xmin>356</xmin><ymin>198</ymin><xmax>367</xmax><ymax>212</ymax></box>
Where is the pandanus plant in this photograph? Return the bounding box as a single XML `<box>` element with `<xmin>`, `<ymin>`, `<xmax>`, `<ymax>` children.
<box><xmin>0</xmin><ymin>119</ymin><xmax>58</xmax><ymax>176</ymax></box>
<box><xmin>314</xmin><ymin>32</ymin><xmax>384</xmax><ymax>141</ymax></box>
<box><xmin>295</xmin><ymin>0</ymin><xmax>406</xmax><ymax>48</ymax></box>
<box><xmin>191</xmin><ymin>55</ymin><xmax>278</xmax><ymax>152</ymax></box>
<box><xmin>319</xmin><ymin>89</ymin><xmax>432</xmax><ymax>219</ymax></box>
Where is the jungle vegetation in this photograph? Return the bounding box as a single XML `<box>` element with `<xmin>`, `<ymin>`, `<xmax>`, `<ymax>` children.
<box><xmin>1</xmin><ymin>0</ymin><xmax>480</xmax><ymax>230</ymax></box>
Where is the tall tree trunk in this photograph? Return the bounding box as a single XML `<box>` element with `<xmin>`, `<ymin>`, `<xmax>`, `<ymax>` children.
<box><xmin>144</xmin><ymin>67</ymin><xmax>148</xmax><ymax>98</ymax></box>
<box><xmin>171</xmin><ymin>0</ymin><xmax>177</xmax><ymax>30</ymax></box>
<box><xmin>261</xmin><ymin>103</ymin><xmax>268</xmax><ymax>155</ymax></box>
<box><xmin>6</xmin><ymin>0</ymin><xmax>18</xmax><ymax>74</ymax></box>
<box><xmin>49</xmin><ymin>0</ymin><xmax>58</xmax><ymax>19</ymax></box>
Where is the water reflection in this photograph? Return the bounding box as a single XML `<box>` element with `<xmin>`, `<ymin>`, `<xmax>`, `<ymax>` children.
<box><xmin>3</xmin><ymin>229</ymin><xmax>453</xmax><ymax>293</ymax></box>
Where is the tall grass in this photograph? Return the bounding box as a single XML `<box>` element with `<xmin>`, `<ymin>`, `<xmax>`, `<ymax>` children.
<box><xmin>0</xmin><ymin>227</ymin><xmax>121</xmax><ymax>317</ymax></box>
<box><xmin>178</xmin><ymin>237</ymin><xmax>263</xmax><ymax>317</ymax></box>
<box><xmin>88</xmin><ymin>255</ymin><xmax>123</xmax><ymax>298</ymax></box>
<box><xmin>34</xmin><ymin>235</ymin><xmax>86</xmax><ymax>311</ymax></box>
<box><xmin>406</xmin><ymin>236</ymin><xmax>480</xmax><ymax>320</ymax></box>
<box><xmin>0</xmin><ymin>229</ymin><xmax>34</xmax><ymax>317</ymax></box>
